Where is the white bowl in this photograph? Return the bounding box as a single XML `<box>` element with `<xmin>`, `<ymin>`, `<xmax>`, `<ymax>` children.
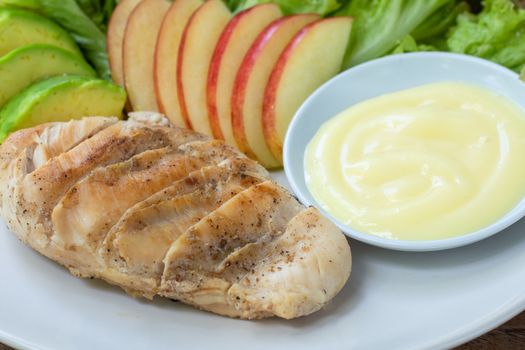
<box><xmin>284</xmin><ymin>52</ymin><xmax>525</xmax><ymax>251</ymax></box>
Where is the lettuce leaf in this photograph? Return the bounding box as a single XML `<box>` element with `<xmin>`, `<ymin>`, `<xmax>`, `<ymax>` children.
<box><xmin>390</xmin><ymin>35</ymin><xmax>437</xmax><ymax>54</ymax></box>
<box><xmin>76</xmin><ymin>0</ymin><xmax>118</xmax><ymax>33</ymax></box>
<box><xmin>446</xmin><ymin>0</ymin><xmax>525</xmax><ymax>72</ymax></box>
<box><xmin>225</xmin><ymin>0</ymin><xmax>347</xmax><ymax>16</ymax></box>
<box><xmin>337</xmin><ymin>0</ymin><xmax>461</xmax><ymax>69</ymax></box>
<box><xmin>37</xmin><ymin>0</ymin><xmax>110</xmax><ymax>80</ymax></box>
<box><xmin>412</xmin><ymin>1</ymin><xmax>469</xmax><ymax>43</ymax></box>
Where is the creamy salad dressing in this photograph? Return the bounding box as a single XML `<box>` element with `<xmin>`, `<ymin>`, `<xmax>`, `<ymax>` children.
<box><xmin>305</xmin><ymin>82</ymin><xmax>525</xmax><ymax>240</ymax></box>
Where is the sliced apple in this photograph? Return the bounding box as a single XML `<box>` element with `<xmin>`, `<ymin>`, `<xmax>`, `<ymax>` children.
<box><xmin>123</xmin><ymin>0</ymin><xmax>170</xmax><ymax>111</ymax></box>
<box><xmin>206</xmin><ymin>4</ymin><xmax>282</xmax><ymax>146</ymax></box>
<box><xmin>107</xmin><ymin>0</ymin><xmax>142</xmax><ymax>87</ymax></box>
<box><xmin>231</xmin><ymin>14</ymin><xmax>319</xmax><ymax>168</ymax></box>
<box><xmin>177</xmin><ymin>0</ymin><xmax>231</xmax><ymax>135</ymax></box>
<box><xmin>262</xmin><ymin>17</ymin><xmax>352</xmax><ymax>163</ymax></box>
<box><xmin>154</xmin><ymin>0</ymin><xmax>202</xmax><ymax>127</ymax></box>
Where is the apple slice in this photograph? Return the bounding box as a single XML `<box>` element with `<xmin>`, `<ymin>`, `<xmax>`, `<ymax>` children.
<box><xmin>232</xmin><ymin>14</ymin><xmax>319</xmax><ymax>169</ymax></box>
<box><xmin>177</xmin><ymin>0</ymin><xmax>231</xmax><ymax>135</ymax></box>
<box><xmin>207</xmin><ymin>4</ymin><xmax>282</xmax><ymax>146</ymax></box>
<box><xmin>263</xmin><ymin>17</ymin><xmax>352</xmax><ymax>163</ymax></box>
<box><xmin>154</xmin><ymin>0</ymin><xmax>202</xmax><ymax>127</ymax></box>
<box><xmin>107</xmin><ymin>0</ymin><xmax>142</xmax><ymax>87</ymax></box>
<box><xmin>123</xmin><ymin>0</ymin><xmax>170</xmax><ymax>111</ymax></box>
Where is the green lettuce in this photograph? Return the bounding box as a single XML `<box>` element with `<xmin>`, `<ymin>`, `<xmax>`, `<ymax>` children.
<box><xmin>36</xmin><ymin>0</ymin><xmax>110</xmax><ymax>80</ymax></box>
<box><xmin>337</xmin><ymin>0</ymin><xmax>462</xmax><ymax>69</ymax></box>
<box><xmin>412</xmin><ymin>1</ymin><xmax>468</xmax><ymax>43</ymax></box>
<box><xmin>446</xmin><ymin>0</ymin><xmax>525</xmax><ymax>72</ymax></box>
<box><xmin>225</xmin><ymin>0</ymin><xmax>347</xmax><ymax>16</ymax></box>
<box><xmin>390</xmin><ymin>35</ymin><xmax>436</xmax><ymax>54</ymax></box>
<box><xmin>0</xmin><ymin>0</ymin><xmax>111</xmax><ymax>80</ymax></box>
<box><xmin>76</xmin><ymin>0</ymin><xmax>118</xmax><ymax>33</ymax></box>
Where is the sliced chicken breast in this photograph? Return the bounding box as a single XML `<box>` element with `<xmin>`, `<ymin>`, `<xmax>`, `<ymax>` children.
<box><xmin>100</xmin><ymin>159</ymin><xmax>265</xmax><ymax>296</ymax></box>
<box><xmin>0</xmin><ymin>113</ymin><xmax>351</xmax><ymax>319</ymax></box>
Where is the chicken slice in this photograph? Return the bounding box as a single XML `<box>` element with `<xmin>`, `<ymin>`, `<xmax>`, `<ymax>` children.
<box><xmin>0</xmin><ymin>123</ymin><xmax>53</xmax><ymax>169</ymax></box>
<box><xmin>160</xmin><ymin>181</ymin><xmax>303</xmax><ymax>317</ymax></box>
<box><xmin>99</xmin><ymin>160</ymin><xmax>265</xmax><ymax>296</ymax></box>
<box><xmin>225</xmin><ymin>208</ymin><xmax>351</xmax><ymax>319</ymax></box>
<box><xmin>16</xmin><ymin>120</ymin><xmax>203</xmax><ymax>249</ymax></box>
<box><xmin>0</xmin><ymin>118</ymin><xmax>117</xmax><ymax>241</ymax></box>
<box><xmin>178</xmin><ymin>139</ymin><xmax>244</xmax><ymax>164</ymax></box>
<box><xmin>31</xmin><ymin>117</ymin><xmax>119</xmax><ymax>168</ymax></box>
<box><xmin>0</xmin><ymin>117</ymin><xmax>116</xmax><ymax>230</ymax></box>
<box><xmin>51</xmin><ymin>147</ymin><xmax>205</xmax><ymax>269</ymax></box>
<box><xmin>52</xmin><ymin>139</ymin><xmax>258</xmax><ymax>272</ymax></box>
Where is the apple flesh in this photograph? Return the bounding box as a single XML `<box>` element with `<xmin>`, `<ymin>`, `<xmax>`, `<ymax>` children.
<box><xmin>177</xmin><ymin>0</ymin><xmax>231</xmax><ymax>135</ymax></box>
<box><xmin>123</xmin><ymin>0</ymin><xmax>170</xmax><ymax>111</ymax></box>
<box><xmin>231</xmin><ymin>14</ymin><xmax>319</xmax><ymax>168</ymax></box>
<box><xmin>262</xmin><ymin>17</ymin><xmax>353</xmax><ymax>163</ymax></box>
<box><xmin>154</xmin><ymin>0</ymin><xmax>202</xmax><ymax>127</ymax></box>
<box><xmin>206</xmin><ymin>3</ymin><xmax>282</xmax><ymax>147</ymax></box>
<box><xmin>107</xmin><ymin>0</ymin><xmax>142</xmax><ymax>87</ymax></box>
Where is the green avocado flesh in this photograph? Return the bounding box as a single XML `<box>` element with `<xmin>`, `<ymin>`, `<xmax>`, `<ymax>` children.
<box><xmin>0</xmin><ymin>44</ymin><xmax>96</xmax><ymax>109</ymax></box>
<box><xmin>0</xmin><ymin>8</ymin><xmax>81</xmax><ymax>57</ymax></box>
<box><xmin>0</xmin><ymin>75</ymin><xmax>126</xmax><ymax>142</ymax></box>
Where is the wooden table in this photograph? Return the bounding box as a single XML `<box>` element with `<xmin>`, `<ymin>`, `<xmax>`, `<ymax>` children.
<box><xmin>457</xmin><ymin>311</ymin><xmax>525</xmax><ymax>349</ymax></box>
<box><xmin>1</xmin><ymin>311</ymin><xmax>524</xmax><ymax>349</ymax></box>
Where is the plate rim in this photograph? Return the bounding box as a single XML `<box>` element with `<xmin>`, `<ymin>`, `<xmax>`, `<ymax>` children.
<box><xmin>1</xmin><ymin>267</ymin><xmax>525</xmax><ymax>350</ymax></box>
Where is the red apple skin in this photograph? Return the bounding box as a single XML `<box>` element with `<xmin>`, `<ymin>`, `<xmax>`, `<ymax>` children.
<box><xmin>261</xmin><ymin>30</ymin><xmax>303</xmax><ymax>160</ymax></box>
<box><xmin>107</xmin><ymin>0</ymin><xmax>142</xmax><ymax>87</ymax></box>
<box><xmin>153</xmin><ymin>0</ymin><xmax>202</xmax><ymax>127</ymax></box>
<box><xmin>231</xmin><ymin>14</ymin><xmax>318</xmax><ymax>166</ymax></box>
<box><xmin>176</xmin><ymin>0</ymin><xmax>231</xmax><ymax>133</ymax></box>
<box><xmin>175</xmin><ymin>10</ymin><xmax>194</xmax><ymax>129</ymax></box>
<box><xmin>206</xmin><ymin>4</ymin><xmax>281</xmax><ymax>143</ymax></box>
<box><xmin>262</xmin><ymin>17</ymin><xmax>352</xmax><ymax>162</ymax></box>
<box><xmin>206</xmin><ymin>12</ymin><xmax>240</xmax><ymax>140</ymax></box>
<box><xmin>231</xmin><ymin>17</ymin><xmax>289</xmax><ymax>155</ymax></box>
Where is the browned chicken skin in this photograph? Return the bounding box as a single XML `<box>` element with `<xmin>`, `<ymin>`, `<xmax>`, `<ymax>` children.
<box><xmin>0</xmin><ymin>112</ymin><xmax>351</xmax><ymax>319</ymax></box>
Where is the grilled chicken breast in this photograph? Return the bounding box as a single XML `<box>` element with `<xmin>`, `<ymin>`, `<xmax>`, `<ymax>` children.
<box><xmin>0</xmin><ymin>113</ymin><xmax>351</xmax><ymax>319</ymax></box>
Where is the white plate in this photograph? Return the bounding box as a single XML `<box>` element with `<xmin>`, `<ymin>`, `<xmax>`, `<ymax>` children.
<box><xmin>1</xmin><ymin>171</ymin><xmax>525</xmax><ymax>350</ymax></box>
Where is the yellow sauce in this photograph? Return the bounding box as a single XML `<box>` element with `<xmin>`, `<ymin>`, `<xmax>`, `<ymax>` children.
<box><xmin>304</xmin><ymin>82</ymin><xmax>525</xmax><ymax>240</ymax></box>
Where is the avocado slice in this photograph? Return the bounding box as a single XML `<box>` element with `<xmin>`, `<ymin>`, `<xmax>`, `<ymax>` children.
<box><xmin>0</xmin><ymin>75</ymin><xmax>126</xmax><ymax>142</ymax></box>
<box><xmin>0</xmin><ymin>44</ymin><xmax>96</xmax><ymax>109</ymax></box>
<box><xmin>0</xmin><ymin>8</ymin><xmax>81</xmax><ymax>57</ymax></box>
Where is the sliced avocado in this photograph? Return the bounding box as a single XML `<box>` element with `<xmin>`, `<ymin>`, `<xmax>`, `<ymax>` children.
<box><xmin>0</xmin><ymin>8</ymin><xmax>81</xmax><ymax>57</ymax></box>
<box><xmin>0</xmin><ymin>75</ymin><xmax>126</xmax><ymax>142</ymax></box>
<box><xmin>0</xmin><ymin>44</ymin><xmax>96</xmax><ymax>109</ymax></box>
